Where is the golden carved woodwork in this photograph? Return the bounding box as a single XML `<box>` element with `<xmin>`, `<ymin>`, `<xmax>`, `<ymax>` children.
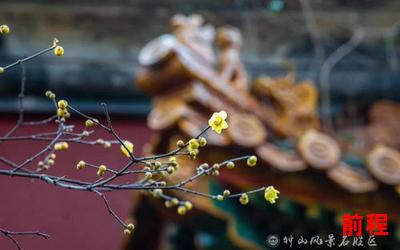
<box><xmin>327</xmin><ymin>162</ymin><xmax>378</xmax><ymax>193</ymax></box>
<box><xmin>216</xmin><ymin>26</ymin><xmax>249</xmax><ymax>91</ymax></box>
<box><xmin>340</xmin><ymin>101</ymin><xmax>400</xmax><ymax>155</ymax></box>
<box><xmin>368</xmin><ymin>100</ymin><xmax>400</xmax><ymax>149</ymax></box>
<box><xmin>171</xmin><ymin>14</ymin><xmax>216</xmax><ymax>66</ymax></box>
<box><xmin>366</xmin><ymin>144</ymin><xmax>400</xmax><ymax>185</ymax></box>
<box><xmin>297</xmin><ymin>130</ymin><xmax>341</xmax><ymax>170</ymax></box>
<box><xmin>136</xmin><ymin>13</ymin><xmax>400</xmax><ymax>197</ymax></box>
<box><xmin>227</xmin><ymin>113</ymin><xmax>266</xmax><ymax>148</ymax></box>
<box><xmin>253</xmin><ymin>74</ymin><xmax>319</xmax><ymax>138</ymax></box>
<box><xmin>256</xmin><ymin>143</ymin><xmax>307</xmax><ymax>172</ymax></box>
<box><xmin>137</xmin><ymin>31</ymin><xmax>277</xmax><ymax>130</ymax></box>
<box><xmin>148</xmin><ymin>98</ymin><xmax>188</xmax><ymax>131</ymax></box>
<box><xmin>129</xmin><ymin>14</ymin><xmax>400</xmax><ymax>250</ymax></box>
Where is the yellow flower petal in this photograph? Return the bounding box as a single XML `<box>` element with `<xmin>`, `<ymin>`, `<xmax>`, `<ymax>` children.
<box><xmin>222</xmin><ymin>121</ymin><xmax>229</xmax><ymax>129</ymax></box>
<box><xmin>121</xmin><ymin>140</ymin><xmax>134</xmax><ymax>157</ymax></box>
<box><xmin>208</xmin><ymin>111</ymin><xmax>229</xmax><ymax>134</ymax></box>
<box><xmin>219</xmin><ymin>110</ymin><xmax>227</xmax><ymax>119</ymax></box>
<box><xmin>264</xmin><ymin>186</ymin><xmax>280</xmax><ymax>204</ymax></box>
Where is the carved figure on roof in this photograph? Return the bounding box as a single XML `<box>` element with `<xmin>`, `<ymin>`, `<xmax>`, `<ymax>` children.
<box><xmin>253</xmin><ymin>72</ymin><xmax>319</xmax><ymax>138</ymax></box>
<box><xmin>216</xmin><ymin>26</ymin><xmax>249</xmax><ymax>91</ymax></box>
<box><xmin>171</xmin><ymin>13</ymin><xmax>216</xmax><ymax>65</ymax></box>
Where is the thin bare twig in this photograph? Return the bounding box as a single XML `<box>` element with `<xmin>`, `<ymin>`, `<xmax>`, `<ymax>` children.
<box><xmin>0</xmin><ymin>228</ymin><xmax>49</xmax><ymax>250</ymax></box>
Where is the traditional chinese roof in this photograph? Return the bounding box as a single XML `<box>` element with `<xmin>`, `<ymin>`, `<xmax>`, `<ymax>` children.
<box><xmin>135</xmin><ymin>14</ymin><xmax>400</xmax><ymax>217</ymax></box>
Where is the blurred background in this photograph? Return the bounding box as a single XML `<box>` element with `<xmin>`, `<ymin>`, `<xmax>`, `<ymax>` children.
<box><xmin>1</xmin><ymin>0</ymin><xmax>400</xmax><ymax>116</ymax></box>
<box><xmin>1</xmin><ymin>0</ymin><xmax>400</xmax><ymax>249</ymax></box>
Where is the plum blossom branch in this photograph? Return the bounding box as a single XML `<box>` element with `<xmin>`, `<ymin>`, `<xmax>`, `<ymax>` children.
<box><xmin>0</xmin><ymin>228</ymin><xmax>49</xmax><ymax>250</ymax></box>
<box><xmin>0</xmin><ymin>23</ymin><xmax>279</xmax><ymax>249</ymax></box>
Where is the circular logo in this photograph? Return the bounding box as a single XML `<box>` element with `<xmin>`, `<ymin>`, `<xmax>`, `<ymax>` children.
<box><xmin>266</xmin><ymin>234</ymin><xmax>280</xmax><ymax>248</ymax></box>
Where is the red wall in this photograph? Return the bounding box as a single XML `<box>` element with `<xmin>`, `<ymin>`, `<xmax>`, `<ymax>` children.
<box><xmin>0</xmin><ymin>115</ymin><xmax>151</xmax><ymax>250</ymax></box>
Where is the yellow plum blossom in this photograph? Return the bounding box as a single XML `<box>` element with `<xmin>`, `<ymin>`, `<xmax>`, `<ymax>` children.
<box><xmin>176</xmin><ymin>140</ymin><xmax>185</xmax><ymax>148</ymax></box>
<box><xmin>177</xmin><ymin>206</ymin><xmax>187</xmax><ymax>215</ymax></box>
<box><xmin>54</xmin><ymin>142</ymin><xmax>68</xmax><ymax>151</ymax></box>
<box><xmin>184</xmin><ymin>201</ymin><xmax>193</xmax><ymax>211</ymax></box>
<box><xmin>264</xmin><ymin>186</ymin><xmax>280</xmax><ymax>204</ymax></box>
<box><xmin>123</xmin><ymin>223</ymin><xmax>135</xmax><ymax>235</ymax></box>
<box><xmin>199</xmin><ymin>137</ymin><xmax>207</xmax><ymax>147</ymax></box>
<box><xmin>208</xmin><ymin>111</ymin><xmax>228</xmax><ymax>134</ymax></box>
<box><xmin>247</xmin><ymin>155</ymin><xmax>257</xmax><ymax>167</ymax></box>
<box><xmin>239</xmin><ymin>193</ymin><xmax>249</xmax><ymax>205</ymax></box>
<box><xmin>0</xmin><ymin>25</ymin><xmax>10</xmax><ymax>35</ymax></box>
<box><xmin>54</xmin><ymin>46</ymin><xmax>64</xmax><ymax>56</ymax></box>
<box><xmin>188</xmin><ymin>139</ymin><xmax>199</xmax><ymax>150</ymax></box>
<box><xmin>76</xmin><ymin>160</ymin><xmax>86</xmax><ymax>170</ymax></box>
<box><xmin>127</xmin><ymin>224</ymin><xmax>135</xmax><ymax>231</ymax></box>
<box><xmin>121</xmin><ymin>140</ymin><xmax>134</xmax><ymax>157</ymax></box>
<box><xmin>45</xmin><ymin>90</ymin><xmax>56</xmax><ymax>99</ymax></box>
<box><xmin>97</xmin><ymin>165</ymin><xmax>107</xmax><ymax>176</ymax></box>
<box><xmin>57</xmin><ymin>100</ymin><xmax>68</xmax><ymax>109</ymax></box>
